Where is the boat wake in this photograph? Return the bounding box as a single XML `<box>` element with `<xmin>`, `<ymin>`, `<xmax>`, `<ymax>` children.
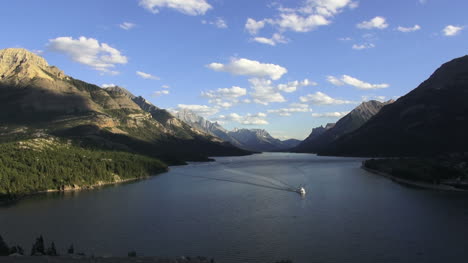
<box><xmin>177</xmin><ymin>165</ymin><xmax>305</xmax><ymax>195</ymax></box>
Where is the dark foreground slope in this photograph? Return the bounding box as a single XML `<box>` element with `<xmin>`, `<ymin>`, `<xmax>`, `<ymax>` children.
<box><xmin>321</xmin><ymin>55</ymin><xmax>468</xmax><ymax>157</ymax></box>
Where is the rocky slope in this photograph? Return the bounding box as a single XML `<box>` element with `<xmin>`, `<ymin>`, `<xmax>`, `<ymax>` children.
<box><xmin>174</xmin><ymin>109</ymin><xmax>241</xmax><ymax>145</ymax></box>
<box><xmin>0</xmin><ymin>48</ymin><xmax>249</xmax><ymax>162</ymax></box>
<box><xmin>294</xmin><ymin>100</ymin><xmax>393</xmax><ymax>153</ymax></box>
<box><xmin>320</xmin><ymin>55</ymin><xmax>468</xmax><ymax>157</ymax></box>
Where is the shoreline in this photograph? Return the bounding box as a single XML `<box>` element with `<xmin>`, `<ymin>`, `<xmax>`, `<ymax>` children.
<box><xmin>0</xmin><ymin>169</ymin><xmax>169</xmax><ymax>204</ymax></box>
<box><xmin>361</xmin><ymin>166</ymin><xmax>466</xmax><ymax>192</ymax></box>
<box><xmin>0</xmin><ymin>256</ymin><xmax>216</xmax><ymax>263</ymax></box>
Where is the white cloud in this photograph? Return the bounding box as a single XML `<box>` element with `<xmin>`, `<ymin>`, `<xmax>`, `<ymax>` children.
<box><xmin>207</xmin><ymin>58</ymin><xmax>287</xmax><ymax>80</ymax></box>
<box><xmin>248</xmin><ymin>0</ymin><xmax>357</xmax><ymax>35</ymax></box>
<box><xmin>268</xmin><ymin>103</ymin><xmax>312</xmax><ymax>116</ymax></box>
<box><xmin>161</xmin><ymin>85</ymin><xmax>170</xmax><ymax>89</ymax></box>
<box><xmin>203</xmin><ymin>17</ymin><xmax>228</xmax><ymax>29</ymax></box>
<box><xmin>341</xmin><ymin>75</ymin><xmax>389</xmax><ymax>89</ymax></box>
<box><xmin>253</xmin><ymin>33</ymin><xmax>289</xmax><ymax>46</ymax></box>
<box><xmin>357</xmin><ymin>16</ymin><xmax>388</xmax><ymax>30</ymax></box>
<box><xmin>361</xmin><ymin>95</ymin><xmax>387</xmax><ymax>102</ymax></box>
<box><xmin>32</xmin><ymin>49</ymin><xmax>44</xmax><ymax>55</ymax></box>
<box><xmin>102</xmin><ymin>84</ymin><xmax>117</xmax><ymax>88</ymax></box>
<box><xmin>312</xmin><ymin>111</ymin><xmax>349</xmax><ymax>118</ymax></box>
<box><xmin>202</xmin><ymin>86</ymin><xmax>247</xmax><ymax>108</ymax></box>
<box><xmin>139</xmin><ymin>0</ymin><xmax>212</xmax><ymax>16</ymax></box>
<box><xmin>152</xmin><ymin>90</ymin><xmax>170</xmax><ymax>97</ymax></box>
<box><xmin>202</xmin><ymin>86</ymin><xmax>247</xmax><ymax>100</ymax></box>
<box><xmin>300</xmin><ymin>92</ymin><xmax>354</xmax><ymax>105</ymax></box>
<box><xmin>352</xmin><ymin>43</ymin><xmax>375</xmax><ymax>50</ymax></box>
<box><xmin>272</xmin><ymin>13</ymin><xmax>330</xmax><ymax>33</ymax></box>
<box><xmin>338</xmin><ymin>37</ymin><xmax>352</xmax><ymax>41</ymax></box>
<box><xmin>120</xmin><ymin>22</ymin><xmax>136</xmax><ymax>30</ymax></box>
<box><xmin>277</xmin><ymin>79</ymin><xmax>317</xmax><ymax>93</ymax></box>
<box><xmin>215</xmin><ymin>112</ymin><xmax>269</xmax><ymax>125</ymax></box>
<box><xmin>176</xmin><ymin>104</ymin><xmax>219</xmax><ymax>116</ymax></box>
<box><xmin>397</xmin><ymin>24</ymin><xmax>421</xmax><ymax>33</ymax></box>
<box><xmin>136</xmin><ymin>71</ymin><xmax>160</xmax><ymax>80</ymax></box>
<box><xmin>327</xmin><ymin>76</ymin><xmax>344</xmax><ymax>86</ymax></box>
<box><xmin>48</xmin><ymin>36</ymin><xmax>127</xmax><ymax>74</ymax></box>
<box><xmin>245</xmin><ymin>18</ymin><xmax>266</xmax><ymax>35</ymax></box>
<box><xmin>249</xmin><ymin>78</ymin><xmax>286</xmax><ymax>105</ymax></box>
<box><xmin>328</xmin><ymin>75</ymin><xmax>389</xmax><ymax>90</ymax></box>
<box><xmin>443</xmin><ymin>25</ymin><xmax>464</xmax><ymax>36</ymax></box>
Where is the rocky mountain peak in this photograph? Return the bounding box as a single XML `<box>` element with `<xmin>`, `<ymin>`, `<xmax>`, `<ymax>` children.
<box><xmin>352</xmin><ymin>100</ymin><xmax>393</xmax><ymax>120</ymax></box>
<box><xmin>104</xmin><ymin>86</ymin><xmax>136</xmax><ymax>99</ymax></box>
<box><xmin>0</xmin><ymin>48</ymin><xmax>66</xmax><ymax>82</ymax></box>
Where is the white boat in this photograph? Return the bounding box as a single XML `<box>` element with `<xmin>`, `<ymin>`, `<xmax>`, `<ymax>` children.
<box><xmin>297</xmin><ymin>186</ymin><xmax>306</xmax><ymax>195</ymax></box>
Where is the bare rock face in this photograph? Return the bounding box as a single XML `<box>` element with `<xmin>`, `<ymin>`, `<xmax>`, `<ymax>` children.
<box><xmin>0</xmin><ymin>48</ymin><xmax>66</xmax><ymax>83</ymax></box>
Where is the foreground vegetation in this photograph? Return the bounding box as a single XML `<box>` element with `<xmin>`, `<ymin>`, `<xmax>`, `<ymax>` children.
<box><xmin>0</xmin><ymin>137</ymin><xmax>167</xmax><ymax>199</ymax></box>
<box><xmin>364</xmin><ymin>155</ymin><xmax>468</xmax><ymax>187</ymax></box>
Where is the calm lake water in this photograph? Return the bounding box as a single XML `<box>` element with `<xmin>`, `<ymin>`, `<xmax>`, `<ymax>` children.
<box><xmin>1</xmin><ymin>153</ymin><xmax>468</xmax><ymax>262</ymax></box>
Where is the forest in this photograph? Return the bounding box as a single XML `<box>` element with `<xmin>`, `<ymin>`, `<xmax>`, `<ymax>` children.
<box><xmin>0</xmin><ymin>137</ymin><xmax>168</xmax><ymax>198</ymax></box>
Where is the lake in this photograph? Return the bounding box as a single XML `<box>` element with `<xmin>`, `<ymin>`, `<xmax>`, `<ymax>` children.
<box><xmin>1</xmin><ymin>153</ymin><xmax>468</xmax><ymax>262</ymax></box>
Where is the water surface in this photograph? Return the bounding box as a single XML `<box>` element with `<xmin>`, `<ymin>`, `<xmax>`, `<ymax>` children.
<box><xmin>1</xmin><ymin>153</ymin><xmax>468</xmax><ymax>262</ymax></box>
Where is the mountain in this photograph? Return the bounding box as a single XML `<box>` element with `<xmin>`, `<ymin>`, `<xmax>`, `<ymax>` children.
<box><xmin>294</xmin><ymin>100</ymin><xmax>393</xmax><ymax>153</ymax></box>
<box><xmin>174</xmin><ymin>109</ymin><xmax>242</xmax><ymax>146</ymax></box>
<box><xmin>0</xmin><ymin>48</ymin><xmax>249</xmax><ymax>162</ymax></box>
<box><xmin>320</xmin><ymin>55</ymin><xmax>468</xmax><ymax>157</ymax></box>
<box><xmin>280</xmin><ymin>139</ymin><xmax>302</xmax><ymax>149</ymax></box>
<box><xmin>298</xmin><ymin>123</ymin><xmax>335</xmax><ymax>147</ymax></box>
<box><xmin>227</xmin><ymin>129</ymin><xmax>296</xmax><ymax>152</ymax></box>
<box><xmin>174</xmin><ymin>109</ymin><xmax>299</xmax><ymax>152</ymax></box>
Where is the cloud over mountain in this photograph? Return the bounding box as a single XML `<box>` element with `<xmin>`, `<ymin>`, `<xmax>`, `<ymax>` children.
<box><xmin>48</xmin><ymin>36</ymin><xmax>127</xmax><ymax>74</ymax></box>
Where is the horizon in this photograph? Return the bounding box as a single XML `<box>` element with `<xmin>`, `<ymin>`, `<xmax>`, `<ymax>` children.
<box><xmin>2</xmin><ymin>0</ymin><xmax>467</xmax><ymax>140</ymax></box>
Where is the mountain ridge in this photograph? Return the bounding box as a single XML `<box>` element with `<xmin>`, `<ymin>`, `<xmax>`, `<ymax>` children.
<box><xmin>294</xmin><ymin>100</ymin><xmax>393</xmax><ymax>153</ymax></box>
<box><xmin>0</xmin><ymin>48</ymin><xmax>250</xmax><ymax>162</ymax></box>
<box><xmin>320</xmin><ymin>55</ymin><xmax>468</xmax><ymax>157</ymax></box>
<box><xmin>175</xmin><ymin>109</ymin><xmax>300</xmax><ymax>152</ymax></box>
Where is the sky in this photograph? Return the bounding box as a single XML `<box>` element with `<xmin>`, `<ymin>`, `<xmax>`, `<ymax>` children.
<box><xmin>1</xmin><ymin>0</ymin><xmax>467</xmax><ymax>140</ymax></box>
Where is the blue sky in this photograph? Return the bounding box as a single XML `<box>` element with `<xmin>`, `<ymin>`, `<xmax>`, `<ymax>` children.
<box><xmin>1</xmin><ymin>0</ymin><xmax>467</xmax><ymax>139</ymax></box>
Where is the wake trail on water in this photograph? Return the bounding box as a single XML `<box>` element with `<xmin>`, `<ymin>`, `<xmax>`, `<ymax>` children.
<box><xmin>176</xmin><ymin>167</ymin><xmax>297</xmax><ymax>193</ymax></box>
<box><xmin>221</xmin><ymin>168</ymin><xmax>295</xmax><ymax>190</ymax></box>
<box><xmin>183</xmin><ymin>174</ymin><xmax>297</xmax><ymax>193</ymax></box>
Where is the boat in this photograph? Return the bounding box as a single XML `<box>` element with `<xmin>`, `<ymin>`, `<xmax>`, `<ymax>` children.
<box><xmin>297</xmin><ymin>186</ymin><xmax>306</xmax><ymax>195</ymax></box>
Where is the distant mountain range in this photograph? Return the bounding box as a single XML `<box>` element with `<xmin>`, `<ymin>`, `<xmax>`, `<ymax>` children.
<box><xmin>175</xmin><ymin>109</ymin><xmax>300</xmax><ymax>152</ymax></box>
<box><xmin>0</xmin><ymin>48</ymin><xmax>249</xmax><ymax>163</ymax></box>
<box><xmin>228</xmin><ymin>128</ymin><xmax>301</xmax><ymax>152</ymax></box>
<box><xmin>294</xmin><ymin>100</ymin><xmax>393</xmax><ymax>153</ymax></box>
<box><xmin>295</xmin><ymin>55</ymin><xmax>468</xmax><ymax>157</ymax></box>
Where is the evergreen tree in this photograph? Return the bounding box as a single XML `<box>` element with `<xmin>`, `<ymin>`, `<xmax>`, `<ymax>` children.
<box><xmin>46</xmin><ymin>242</ymin><xmax>58</xmax><ymax>256</ymax></box>
<box><xmin>0</xmin><ymin>235</ymin><xmax>9</xmax><ymax>256</ymax></box>
<box><xmin>30</xmin><ymin>235</ymin><xmax>45</xmax><ymax>256</ymax></box>
<box><xmin>67</xmin><ymin>244</ymin><xmax>74</xmax><ymax>254</ymax></box>
<box><xmin>9</xmin><ymin>245</ymin><xmax>24</xmax><ymax>255</ymax></box>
